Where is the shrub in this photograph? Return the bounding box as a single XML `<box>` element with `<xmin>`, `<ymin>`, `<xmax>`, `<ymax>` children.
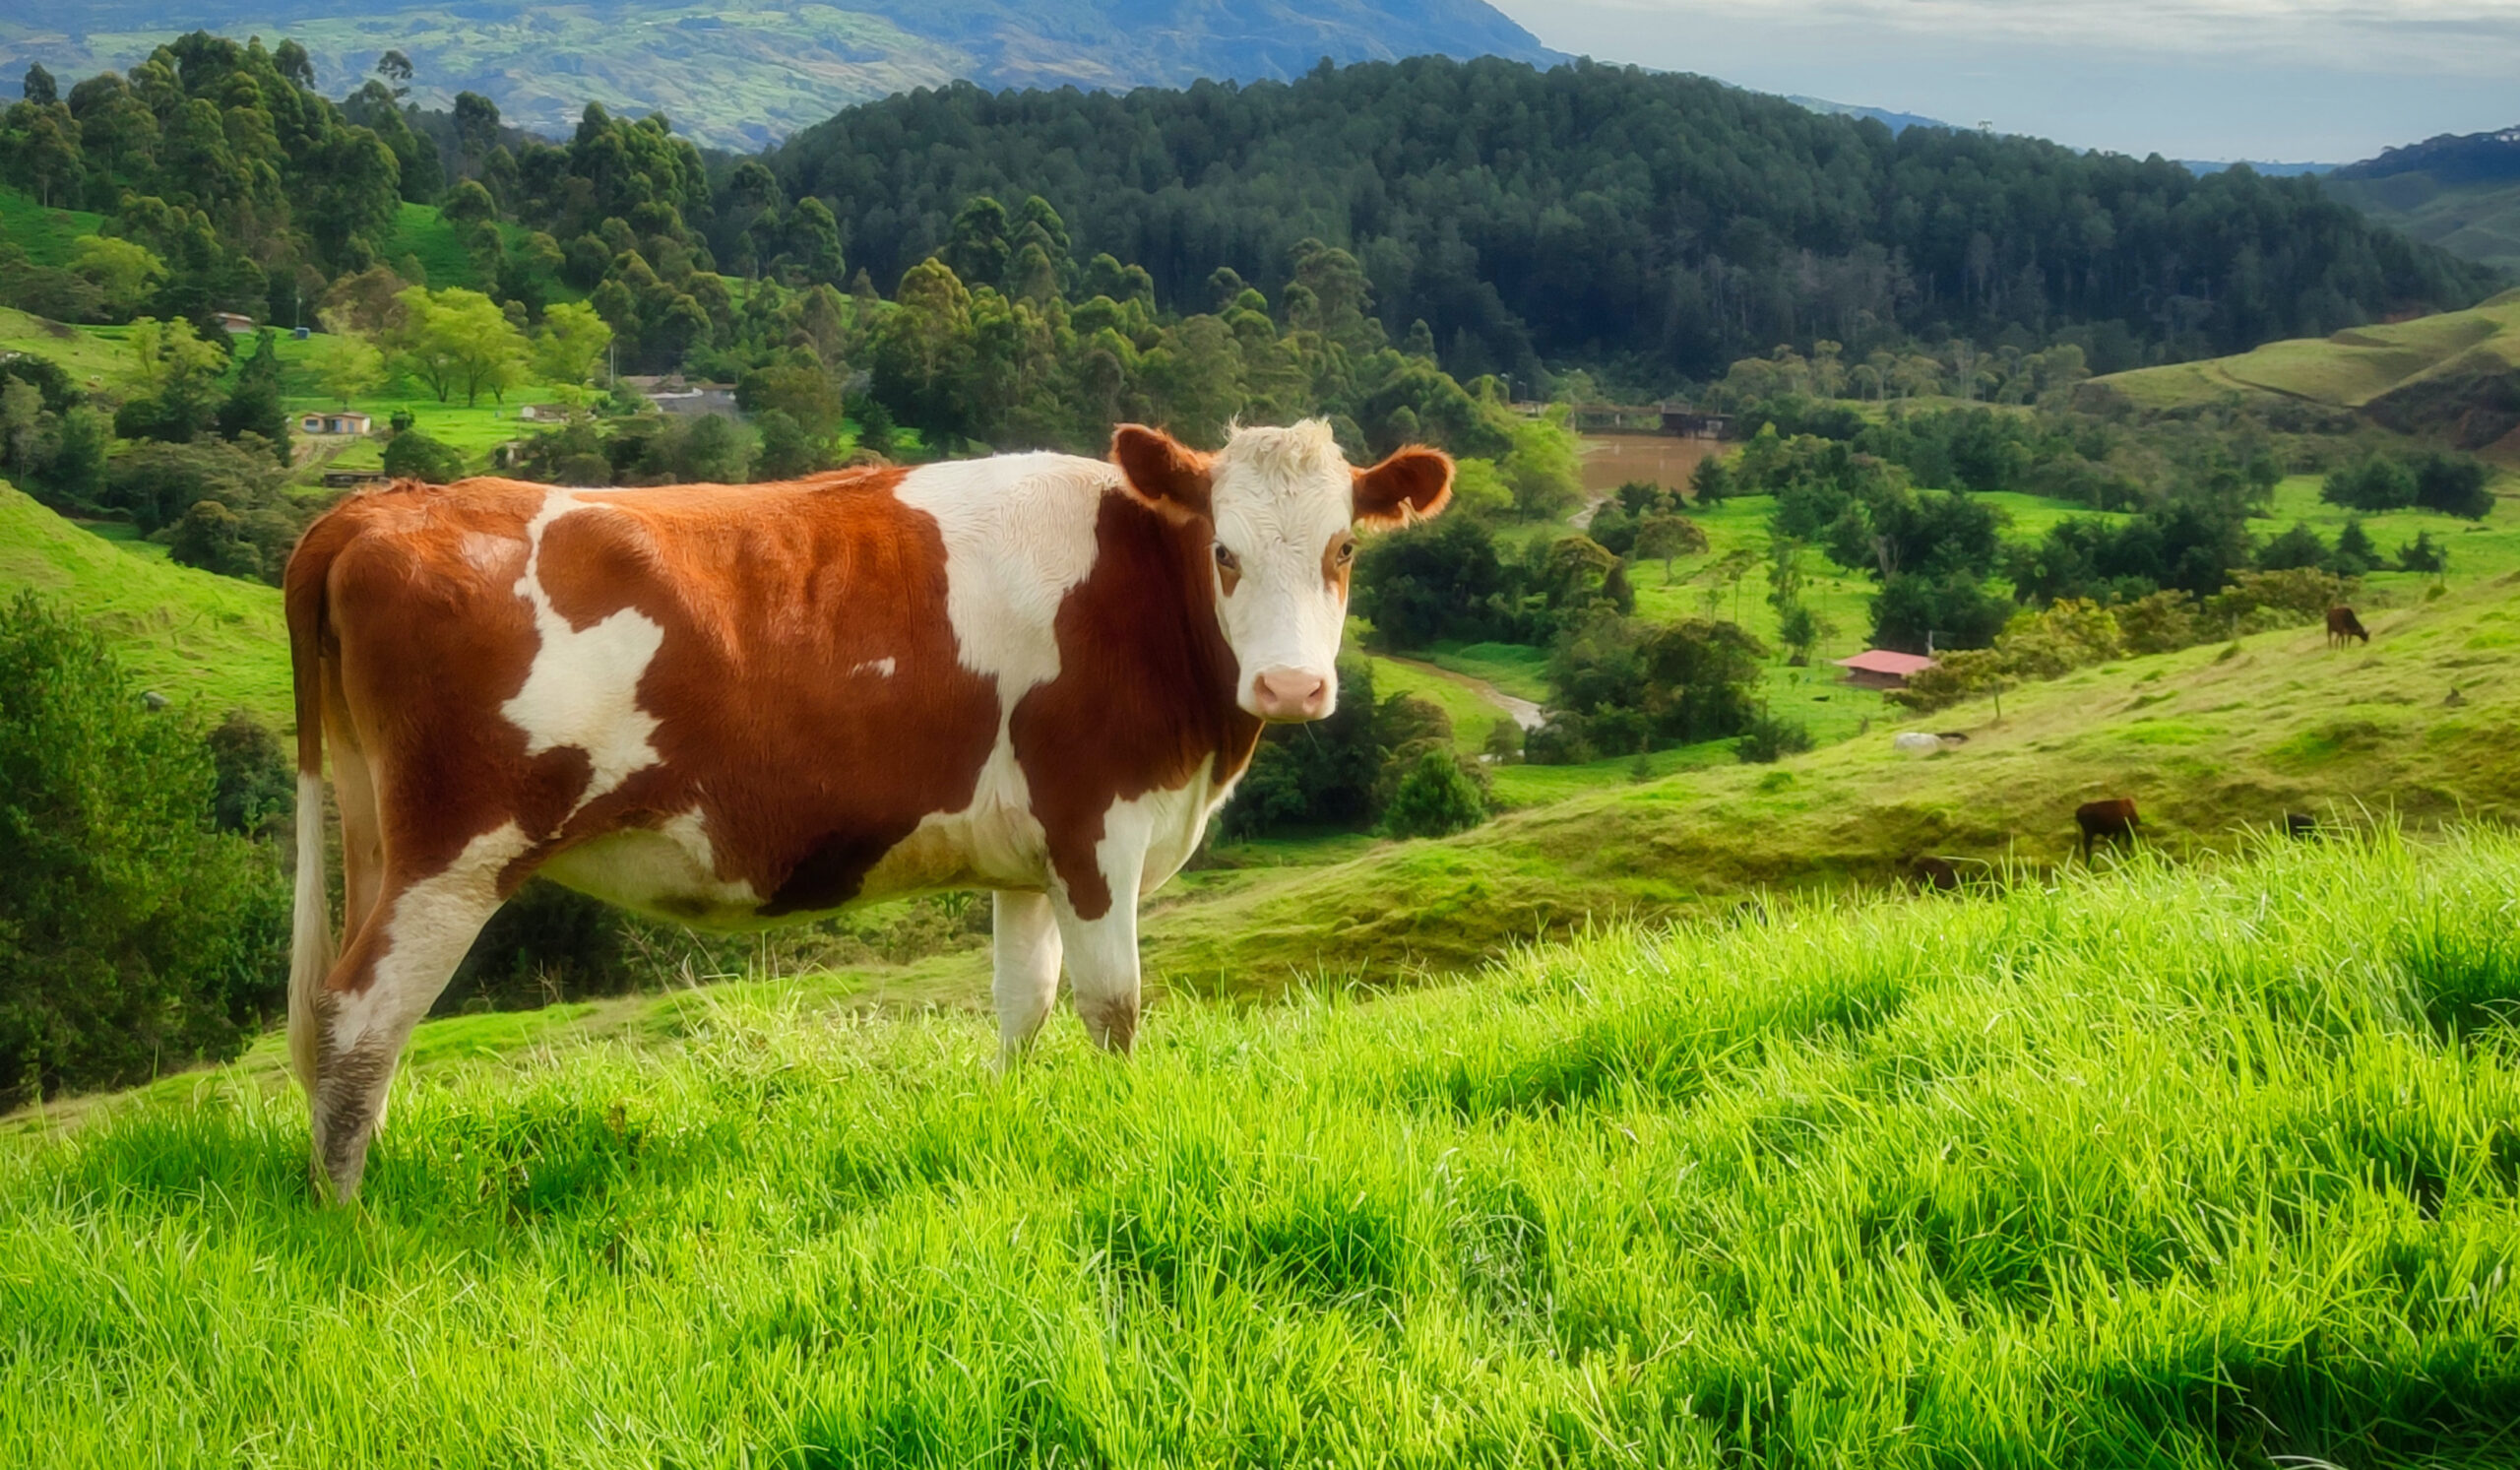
<box><xmin>1379</xmin><ymin>749</ymin><xmax>1488</xmax><ymax>839</ymax></box>
<box><xmin>1869</xmin><ymin>569</ymin><xmax>2010</xmax><ymax>653</ymax></box>
<box><xmin>2254</xmin><ymin>521</ymin><xmax>2328</xmax><ymax>571</ymax></box>
<box><xmin>102</xmin><ymin>436</ymin><xmax>285</xmax><ymax>535</ymax></box>
<box><xmin>206</xmin><ymin>712</ymin><xmax>293</xmax><ymax>839</ymax></box>
<box><xmin>0</xmin><ymin>594</ymin><xmax>287</xmax><ymax>1106</ymax></box>
<box><xmin>1733</xmin><ymin>711</ymin><xmax>1814</xmax><ymax>764</ymax></box>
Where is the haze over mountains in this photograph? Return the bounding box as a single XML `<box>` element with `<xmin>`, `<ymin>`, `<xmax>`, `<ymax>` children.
<box><xmin>0</xmin><ymin>0</ymin><xmax>1558</xmax><ymax>149</ymax></box>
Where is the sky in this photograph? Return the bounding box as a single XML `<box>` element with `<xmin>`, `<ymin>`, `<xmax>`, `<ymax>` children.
<box><xmin>1481</xmin><ymin>0</ymin><xmax>2520</xmax><ymax>163</ymax></box>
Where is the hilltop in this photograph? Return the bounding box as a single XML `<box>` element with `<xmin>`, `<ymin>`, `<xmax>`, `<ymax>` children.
<box><xmin>2084</xmin><ymin>288</ymin><xmax>2520</xmax><ymax>456</ymax></box>
<box><xmin>0</xmin><ymin>0</ymin><xmax>1557</xmax><ymax>151</ymax></box>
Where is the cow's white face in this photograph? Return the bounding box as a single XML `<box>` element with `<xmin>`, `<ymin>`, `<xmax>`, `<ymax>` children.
<box><xmin>1112</xmin><ymin>420</ymin><xmax>1451</xmax><ymax>723</ymax></box>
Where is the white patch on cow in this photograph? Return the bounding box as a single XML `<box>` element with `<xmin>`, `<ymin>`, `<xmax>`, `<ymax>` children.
<box><xmin>329</xmin><ymin>821</ymin><xmax>532</xmax><ymax>1067</ymax></box>
<box><xmin>892</xmin><ymin>454</ymin><xmax>1116</xmax><ymax>888</ymax></box>
<box><xmin>539</xmin><ymin>807</ymin><xmax>764</xmax><ymax>927</ymax></box>
<box><xmin>1207</xmin><ymin>422</ymin><xmax>1363</xmax><ymax>718</ymax></box>
<box><xmin>503</xmin><ymin>489</ymin><xmax>665</xmax><ymax>817</ymax></box>
<box><xmin>851</xmin><ymin>657</ymin><xmax>896</xmax><ymax>678</ymax></box>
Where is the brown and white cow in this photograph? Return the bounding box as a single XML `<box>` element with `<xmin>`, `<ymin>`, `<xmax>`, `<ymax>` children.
<box><xmin>283</xmin><ymin>420</ymin><xmax>1451</xmax><ymax>1199</ymax></box>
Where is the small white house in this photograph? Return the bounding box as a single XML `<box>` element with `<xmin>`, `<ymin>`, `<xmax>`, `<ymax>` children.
<box><xmin>298</xmin><ymin>411</ymin><xmax>373</xmax><ymax>436</ymax></box>
<box><xmin>211</xmin><ymin>311</ymin><xmax>256</xmax><ymax>334</ymax></box>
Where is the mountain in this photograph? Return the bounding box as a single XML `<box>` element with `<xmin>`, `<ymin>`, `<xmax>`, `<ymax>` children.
<box><xmin>0</xmin><ymin>0</ymin><xmax>1560</xmax><ymax>151</ymax></box>
<box><xmin>1786</xmin><ymin>95</ymin><xmax>1948</xmax><ymax>136</ymax></box>
<box><xmin>2320</xmin><ymin>124</ymin><xmax>2520</xmax><ymax>278</ymax></box>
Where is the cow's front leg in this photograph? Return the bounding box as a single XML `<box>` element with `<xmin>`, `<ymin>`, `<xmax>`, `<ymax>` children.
<box><xmin>1046</xmin><ymin>804</ymin><xmax>1153</xmax><ymax>1051</ymax></box>
<box><xmin>1050</xmin><ymin>887</ymin><xmax>1142</xmax><ymax>1051</ymax></box>
<box><xmin>991</xmin><ymin>889</ymin><xmax>1063</xmax><ymax>1065</ymax></box>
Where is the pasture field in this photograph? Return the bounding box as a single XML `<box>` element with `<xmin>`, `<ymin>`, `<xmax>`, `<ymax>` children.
<box><xmin>3</xmin><ymin>829</ymin><xmax>2516</xmax><ymax>1465</ymax></box>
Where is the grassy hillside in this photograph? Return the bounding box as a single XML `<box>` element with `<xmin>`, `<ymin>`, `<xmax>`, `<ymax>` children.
<box><xmin>0</xmin><ymin>483</ymin><xmax>291</xmax><ymax>727</ymax></box>
<box><xmin>0</xmin><ymin>185</ymin><xmax>102</xmax><ymax>268</ymax></box>
<box><xmin>1142</xmin><ymin>566</ymin><xmax>2520</xmax><ymax>989</ymax></box>
<box><xmin>4</xmin><ymin>828</ymin><xmax>2515</xmax><ymax>1463</ymax></box>
<box><xmin>2328</xmin><ymin>173</ymin><xmax>2520</xmax><ymax>279</ymax></box>
<box><xmin>2087</xmin><ymin>289</ymin><xmax>2520</xmax><ymax>456</ymax></box>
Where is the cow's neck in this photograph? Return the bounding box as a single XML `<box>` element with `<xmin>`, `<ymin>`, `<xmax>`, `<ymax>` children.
<box><xmin>1075</xmin><ymin>493</ymin><xmax>1263</xmax><ymax>786</ymax></box>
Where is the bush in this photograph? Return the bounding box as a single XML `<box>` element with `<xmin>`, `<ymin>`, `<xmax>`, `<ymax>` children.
<box><xmin>1733</xmin><ymin>711</ymin><xmax>1814</xmax><ymax>764</ymax></box>
<box><xmin>206</xmin><ymin>711</ymin><xmax>293</xmax><ymax>839</ymax></box>
<box><xmin>102</xmin><ymin>436</ymin><xmax>285</xmax><ymax>535</ymax></box>
<box><xmin>1379</xmin><ymin>749</ymin><xmax>1488</xmax><ymax>839</ymax></box>
<box><xmin>0</xmin><ymin>594</ymin><xmax>287</xmax><ymax>1106</ymax></box>
<box><xmin>382</xmin><ymin>429</ymin><xmax>468</xmax><ymax>482</ymax></box>
<box><xmin>2254</xmin><ymin>521</ymin><xmax>2327</xmax><ymax>571</ymax></box>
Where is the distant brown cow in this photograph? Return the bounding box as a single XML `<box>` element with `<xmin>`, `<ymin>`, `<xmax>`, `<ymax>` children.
<box><xmin>2076</xmin><ymin>798</ymin><xmax>2140</xmax><ymax>859</ymax></box>
<box><xmin>2326</xmin><ymin>607</ymin><xmax>2369</xmax><ymax>648</ymax></box>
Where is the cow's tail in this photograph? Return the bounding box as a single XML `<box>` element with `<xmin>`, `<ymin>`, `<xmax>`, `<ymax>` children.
<box><xmin>284</xmin><ymin>525</ymin><xmax>340</xmax><ymax>1097</ymax></box>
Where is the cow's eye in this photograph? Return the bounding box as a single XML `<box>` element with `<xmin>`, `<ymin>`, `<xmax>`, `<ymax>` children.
<box><xmin>1335</xmin><ymin>539</ymin><xmax>1356</xmax><ymax>564</ymax></box>
<box><xmin>1213</xmin><ymin>543</ymin><xmax>1240</xmax><ymax>573</ymax></box>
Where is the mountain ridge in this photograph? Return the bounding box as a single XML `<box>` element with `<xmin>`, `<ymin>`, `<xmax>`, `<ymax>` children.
<box><xmin>0</xmin><ymin>0</ymin><xmax>1561</xmax><ymax>150</ymax></box>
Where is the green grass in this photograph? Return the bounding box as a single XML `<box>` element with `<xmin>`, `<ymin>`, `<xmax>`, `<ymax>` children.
<box><xmin>0</xmin><ymin>185</ymin><xmax>103</xmax><ymax>268</ymax></box>
<box><xmin>2328</xmin><ymin>172</ymin><xmax>2520</xmax><ymax>278</ymax></box>
<box><xmin>380</xmin><ymin>201</ymin><xmax>483</xmax><ymax>290</ymax></box>
<box><xmin>0</xmin><ymin>305</ymin><xmax>128</xmax><ymax>388</ymax></box>
<box><xmin>1366</xmin><ymin>653</ymin><xmax>1518</xmax><ymax>753</ymax></box>
<box><xmin>5</xmin><ymin>828</ymin><xmax>2517</xmax><ymax>1463</ymax></box>
<box><xmin>1425</xmin><ymin>639</ymin><xmax>1550</xmax><ymax>701</ymax></box>
<box><xmin>0</xmin><ymin>483</ymin><xmax>291</xmax><ymax>728</ymax></box>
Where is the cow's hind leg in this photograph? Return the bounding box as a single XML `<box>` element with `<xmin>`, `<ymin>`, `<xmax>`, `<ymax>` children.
<box><xmin>992</xmin><ymin>890</ymin><xmax>1063</xmax><ymax>1065</ymax></box>
<box><xmin>308</xmin><ymin>824</ymin><xmax>528</xmax><ymax>1201</ymax></box>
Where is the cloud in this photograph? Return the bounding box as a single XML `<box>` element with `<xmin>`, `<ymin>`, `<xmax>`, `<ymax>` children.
<box><xmin>1534</xmin><ymin>0</ymin><xmax>2520</xmax><ymax>77</ymax></box>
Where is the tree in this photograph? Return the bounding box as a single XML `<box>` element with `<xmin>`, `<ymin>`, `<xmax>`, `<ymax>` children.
<box><xmin>532</xmin><ymin>299</ymin><xmax>614</xmax><ymax>394</ymax></box>
<box><xmin>375</xmin><ymin>49</ymin><xmax>414</xmax><ymax>97</ymax></box>
<box><xmin>2320</xmin><ymin>453</ymin><xmax>2418</xmax><ymax>512</ymax></box>
<box><xmin>1690</xmin><ymin>455</ymin><xmax>1733</xmax><ymax>505</ymax></box>
<box><xmin>0</xmin><ymin>380</ymin><xmax>40</xmax><ymax>486</ymax></box>
<box><xmin>114</xmin><ymin>316</ymin><xmax>229</xmax><ymax>443</ymax></box>
<box><xmin>2330</xmin><ymin>516</ymin><xmax>2377</xmax><ymax>576</ymax></box>
<box><xmin>1734</xmin><ymin>710</ymin><xmax>1814</xmax><ymax>764</ymax></box>
<box><xmin>0</xmin><ymin>592</ymin><xmax>287</xmax><ymax>1106</ymax></box>
<box><xmin>2412</xmin><ymin>451</ymin><xmax>2494</xmax><ymax>519</ymax></box>
<box><xmin>1501</xmin><ymin>410</ymin><xmax>1584</xmax><ymax>518</ymax></box>
<box><xmin>2254</xmin><ymin>521</ymin><xmax>2328</xmax><ymax>572</ymax></box>
<box><xmin>1633</xmin><ymin>513</ymin><xmax>1708</xmax><ymax>583</ymax></box>
<box><xmin>67</xmin><ymin>237</ymin><xmax>164</xmax><ymax>320</ymax></box>
<box><xmin>381</xmin><ymin>429</ymin><xmax>467</xmax><ymax>482</ymax></box>
<box><xmin>2397</xmin><ymin>531</ymin><xmax>2447</xmax><ymax>574</ymax></box>
<box><xmin>1870</xmin><ymin>570</ymin><xmax>2010</xmax><ymax>654</ymax></box>
<box><xmin>384</xmin><ymin>287</ymin><xmax>530</xmax><ymax>406</ymax></box>
<box><xmin>453</xmin><ymin>91</ymin><xmax>501</xmax><ymax>171</ymax></box>
<box><xmin>22</xmin><ymin>63</ymin><xmax>56</xmax><ymax>105</ymax></box>
<box><xmin>1381</xmin><ymin>750</ymin><xmax>1488</xmax><ymax>839</ymax></box>
<box><xmin>215</xmin><ymin>331</ymin><xmax>291</xmax><ymax>464</ymax></box>
<box><xmin>309</xmin><ymin>317</ymin><xmax>386</xmax><ymax>406</ymax></box>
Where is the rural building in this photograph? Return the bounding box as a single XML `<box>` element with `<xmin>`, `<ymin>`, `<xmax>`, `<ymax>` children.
<box><xmin>211</xmin><ymin>311</ymin><xmax>255</xmax><ymax>334</ymax></box>
<box><xmin>517</xmin><ymin>403</ymin><xmax>573</xmax><ymax>422</ymax></box>
<box><xmin>1835</xmin><ymin>649</ymin><xmax>1937</xmax><ymax>689</ymax></box>
<box><xmin>298</xmin><ymin>412</ymin><xmax>373</xmax><ymax>436</ymax></box>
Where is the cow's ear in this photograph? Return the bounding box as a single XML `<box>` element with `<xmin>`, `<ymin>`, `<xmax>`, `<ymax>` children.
<box><xmin>1111</xmin><ymin>423</ymin><xmax>1213</xmax><ymax>522</ymax></box>
<box><xmin>1353</xmin><ymin>446</ymin><xmax>1453</xmax><ymax>529</ymax></box>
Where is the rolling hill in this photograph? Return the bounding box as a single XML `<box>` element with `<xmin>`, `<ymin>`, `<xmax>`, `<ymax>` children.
<box><xmin>2084</xmin><ymin>288</ymin><xmax>2520</xmax><ymax>455</ymax></box>
<box><xmin>0</xmin><ymin>0</ymin><xmax>1558</xmax><ymax>151</ymax></box>
<box><xmin>2322</xmin><ymin>125</ymin><xmax>2520</xmax><ymax>279</ymax></box>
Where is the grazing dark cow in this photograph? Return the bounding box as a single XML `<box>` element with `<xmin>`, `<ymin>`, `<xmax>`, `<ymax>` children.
<box><xmin>2325</xmin><ymin>606</ymin><xmax>2369</xmax><ymax>648</ymax></box>
<box><xmin>281</xmin><ymin>420</ymin><xmax>1452</xmax><ymax>1199</ymax></box>
<box><xmin>1910</xmin><ymin>855</ymin><xmax>1962</xmax><ymax>891</ymax></box>
<box><xmin>2283</xmin><ymin>812</ymin><xmax>2319</xmax><ymax>840</ymax></box>
<box><xmin>2075</xmin><ymin>798</ymin><xmax>2140</xmax><ymax>859</ymax></box>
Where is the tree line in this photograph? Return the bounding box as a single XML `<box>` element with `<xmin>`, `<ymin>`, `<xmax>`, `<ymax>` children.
<box><xmin>756</xmin><ymin>57</ymin><xmax>2500</xmax><ymax>385</ymax></box>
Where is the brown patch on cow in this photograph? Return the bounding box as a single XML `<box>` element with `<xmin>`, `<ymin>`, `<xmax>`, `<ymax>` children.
<box><xmin>1015</xmin><ymin>492</ymin><xmax>1263</xmax><ymax>920</ymax></box>
<box><xmin>1353</xmin><ymin>446</ymin><xmax>1454</xmax><ymax>528</ymax></box>
<box><xmin>1111</xmin><ymin>423</ymin><xmax>1214</xmax><ymax>523</ymax></box>
<box><xmin>527</xmin><ymin>473</ymin><xmax>1003</xmax><ymax>915</ymax></box>
<box><xmin>2326</xmin><ymin>606</ymin><xmax>2370</xmax><ymax>647</ymax></box>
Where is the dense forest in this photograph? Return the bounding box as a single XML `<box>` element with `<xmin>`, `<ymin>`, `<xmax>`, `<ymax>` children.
<box><xmin>757</xmin><ymin>57</ymin><xmax>2504</xmax><ymax>385</ymax></box>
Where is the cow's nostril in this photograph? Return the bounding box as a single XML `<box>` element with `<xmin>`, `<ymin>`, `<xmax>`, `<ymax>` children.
<box><xmin>1252</xmin><ymin>668</ymin><xmax>1329</xmax><ymax>717</ymax></box>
